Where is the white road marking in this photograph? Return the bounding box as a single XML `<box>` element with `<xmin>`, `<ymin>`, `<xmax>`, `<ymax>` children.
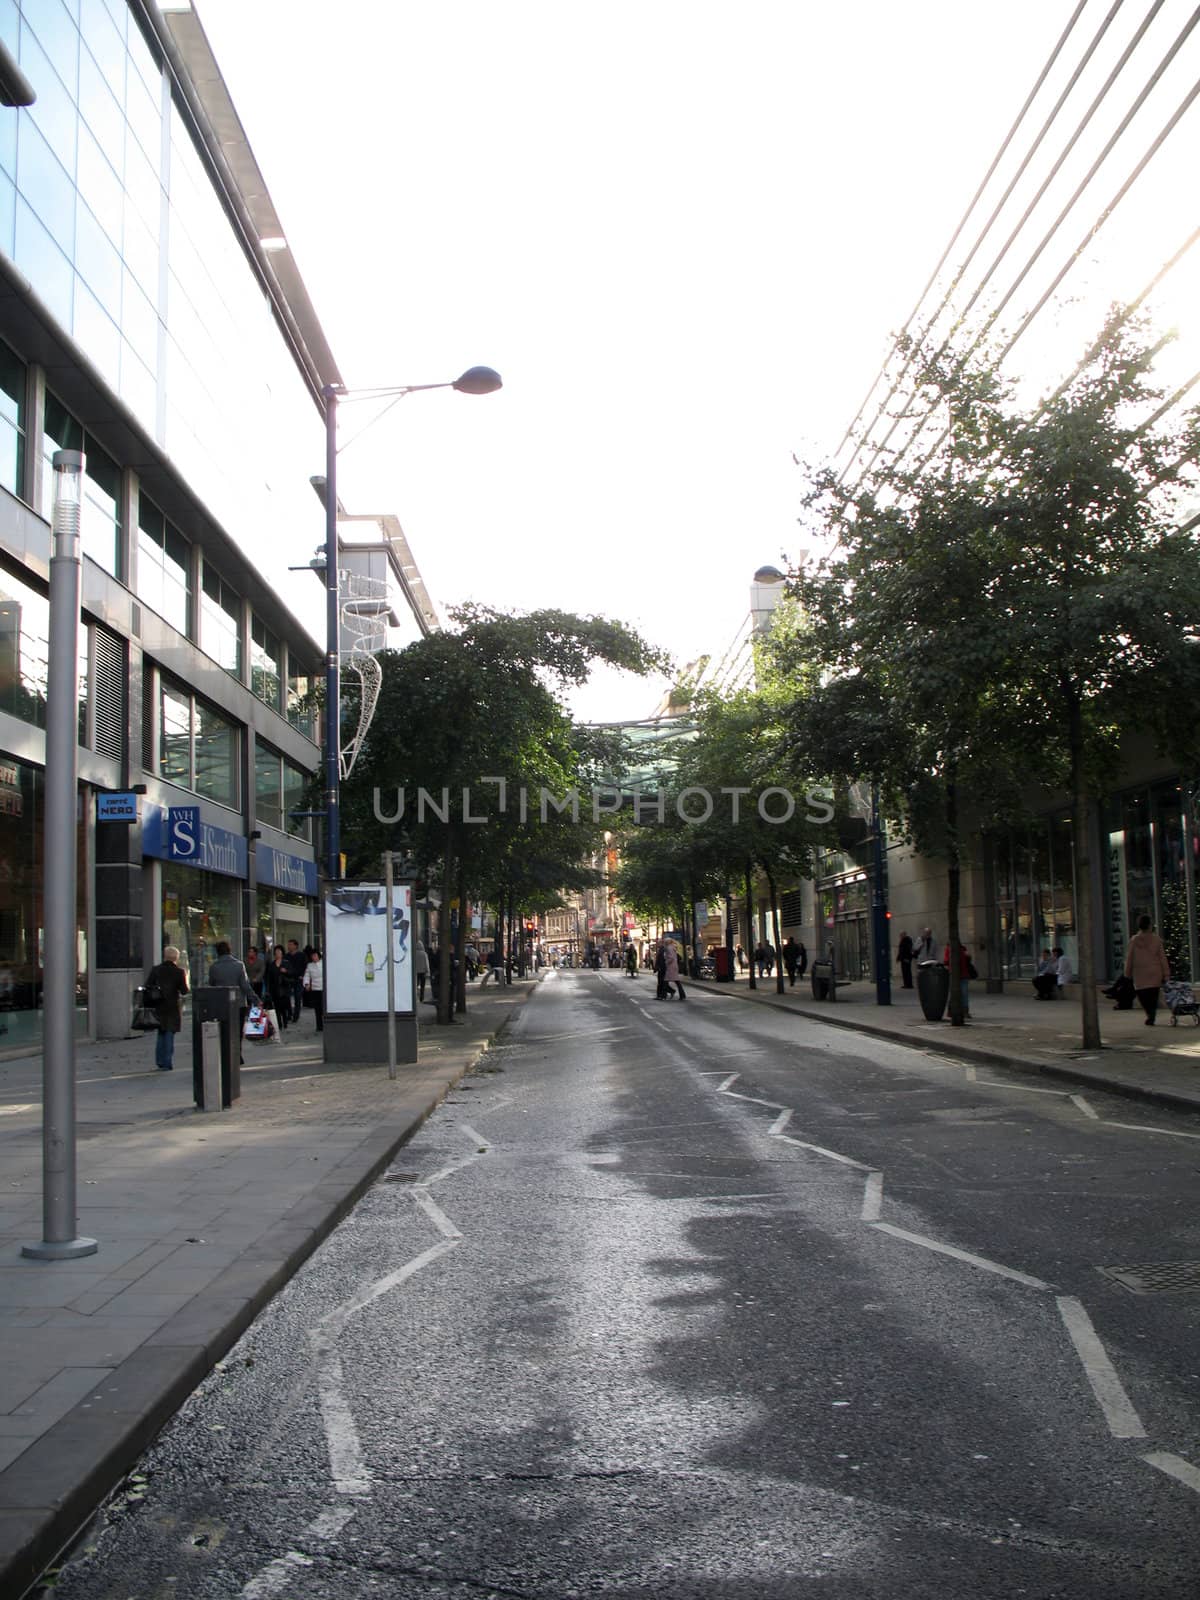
<box><xmin>723</xmin><ymin>1090</ymin><xmax>789</xmax><ymax>1110</ymax></box>
<box><xmin>768</xmin><ymin>1108</ymin><xmax>793</xmax><ymax>1136</ymax></box>
<box><xmin>975</xmin><ymin>1079</ymin><xmax>1069</xmax><ymax>1096</ymax></box>
<box><xmin>0</xmin><ymin>1102</ymin><xmax>35</xmax><ymax>1115</ymax></box>
<box><xmin>652</xmin><ymin>1020</ymin><xmax>671</xmax><ymax>1032</ymax></box>
<box><xmin>777</xmin><ymin>1136</ymin><xmax>874</xmax><ymax>1172</ymax></box>
<box><xmin>522</xmin><ymin>1026</ymin><xmax>633</xmax><ymax>1041</ymax></box>
<box><xmin>1057</xmin><ymin>1296</ymin><xmax>1147</xmax><ymax>1439</ymax></box>
<box><xmin>1143</xmin><ymin>1451</ymin><xmax>1200</xmax><ymax>1495</ymax></box>
<box><xmin>715</xmin><ymin>1073</ymin><xmax>740</xmax><ymax>1092</ymax></box>
<box><xmin>458</xmin><ymin>1124</ymin><xmax>489</xmax><ymax>1150</ymax></box>
<box><xmin>335</xmin><ymin>1238</ymin><xmax>460</xmax><ymax>1322</ymax></box>
<box><xmin>1103</xmin><ymin>1121</ymin><xmax>1200</xmax><ymax>1141</ymax></box>
<box><xmin>312</xmin><ymin>1344</ymin><xmax>372</xmax><ymax>1497</ymax></box>
<box><xmin>1070</xmin><ymin>1094</ymin><xmax>1100</xmax><ymax>1119</ymax></box>
<box><xmin>412</xmin><ymin>1191</ymin><xmax>463</xmax><ymax>1239</ymax></box>
<box><xmin>861</xmin><ymin>1170</ymin><xmax>884</xmax><ymax>1221</ymax></box>
<box><xmin>964</xmin><ymin>1065</ymin><xmax>977</xmax><ymax>1081</ymax></box>
<box><xmin>872</xmin><ymin>1223</ymin><xmax>1052</xmax><ymax>1290</ymax></box>
<box><xmin>240</xmin><ymin>1506</ymin><xmax>359</xmax><ymax>1597</ymax></box>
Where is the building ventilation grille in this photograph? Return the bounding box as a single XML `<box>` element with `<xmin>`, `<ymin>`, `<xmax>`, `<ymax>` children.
<box><xmin>780</xmin><ymin>889</ymin><xmax>804</xmax><ymax>927</ymax></box>
<box><xmin>92</xmin><ymin>628</ymin><xmax>125</xmax><ymax>761</ymax></box>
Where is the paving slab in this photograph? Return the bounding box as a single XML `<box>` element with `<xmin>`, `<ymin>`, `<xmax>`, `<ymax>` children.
<box><xmin>0</xmin><ymin>979</ymin><xmax>533</xmax><ymax>1600</ymax></box>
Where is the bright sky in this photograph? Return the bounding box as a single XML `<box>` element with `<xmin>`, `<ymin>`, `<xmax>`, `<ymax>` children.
<box><xmin>193</xmin><ymin>0</ymin><xmax>1070</xmax><ymax>720</ymax></box>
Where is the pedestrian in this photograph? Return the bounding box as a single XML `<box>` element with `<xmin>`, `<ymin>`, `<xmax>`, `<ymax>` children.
<box><xmin>797</xmin><ymin>941</ymin><xmax>808</xmax><ymax>980</ymax></box>
<box><xmin>264</xmin><ymin>945</ymin><xmax>290</xmax><ymax>1031</ymax></box>
<box><xmin>896</xmin><ymin>930</ymin><xmax>914</xmax><ymax>989</ymax></box>
<box><xmin>414</xmin><ymin>938</ymin><xmax>430</xmax><ymax>1002</ymax></box>
<box><xmin>1032</xmin><ymin>948</ymin><xmax>1057</xmax><ymax>1000</ymax></box>
<box><xmin>664</xmin><ymin>940</ymin><xmax>686</xmax><ymax>1001</ymax></box>
<box><xmin>754</xmin><ymin>941</ymin><xmax>769</xmax><ymax>977</ymax></box>
<box><xmin>246</xmin><ymin>944</ymin><xmax>266</xmax><ymax>998</ymax></box>
<box><xmin>625</xmin><ymin>943</ymin><xmax>638</xmax><ymax>978</ymax></box>
<box><xmin>1124</xmin><ymin>914</ymin><xmax>1170</xmax><ymax>1025</ymax></box>
<box><xmin>283</xmin><ymin>938</ymin><xmax>308</xmax><ymax>1023</ymax></box>
<box><xmin>654</xmin><ymin>943</ymin><xmax>671</xmax><ymax>999</ymax></box>
<box><xmin>914</xmin><ymin>927</ymin><xmax>938</xmax><ymax>964</ymax></box>
<box><xmin>464</xmin><ymin>941</ymin><xmax>480</xmax><ymax>980</ymax></box>
<box><xmin>736</xmin><ymin>944</ymin><xmax>747</xmax><ymax>971</ymax></box>
<box><xmin>208</xmin><ymin>940</ymin><xmax>258</xmax><ymax>1060</ymax></box>
<box><xmin>302</xmin><ymin>946</ymin><xmax>324</xmax><ymax>1031</ymax></box>
<box><xmin>479</xmin><ymin>945</ymin><xmax>505</xmax><ymax>988</ymax></box>
<box><xmin>942</xmin><ymin>938</ymin><xmax>972</xmax><ymax>1018</ymax></box>
<box><xmin>782</xmin><ymin>936</ymin><xmax>799</xmax><ymax>987</ymax></box>
<box><xmin>146</xmin><ymin>945</ymin><xmax>188</xmax><ymax>1070</ymax></box>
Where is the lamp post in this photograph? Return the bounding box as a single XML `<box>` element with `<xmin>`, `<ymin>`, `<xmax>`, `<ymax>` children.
<box><xmin>23</xmin><ymin>451</ymin><xmax>97</xmax><ymax>1260</ymax></box>
<box><xmin>317</xmin><ymin>366</ymin><xmax>502</xmax><ymax>882</ymax></box>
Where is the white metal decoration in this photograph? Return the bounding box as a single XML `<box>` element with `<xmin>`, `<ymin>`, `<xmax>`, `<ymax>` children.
<box><xmin>338</xmin><ymin>567</ymin><xmax>388</xmax><ymax>779</ymax></box>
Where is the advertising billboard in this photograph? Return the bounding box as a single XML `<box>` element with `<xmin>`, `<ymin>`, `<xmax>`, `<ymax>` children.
<box><xmin>323</xmin><ymin>880</ymin><xmax>414</xmax><ymax>1016</ymax></box>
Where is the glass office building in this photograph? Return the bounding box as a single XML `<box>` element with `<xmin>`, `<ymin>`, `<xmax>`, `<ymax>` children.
<box><xmin>0</xmin><ymin>1</ymin><xmax>342</xmax><ymax>1043</ymax></box>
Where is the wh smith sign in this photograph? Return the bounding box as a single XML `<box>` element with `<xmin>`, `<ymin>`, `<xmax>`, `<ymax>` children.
<box><xmin>142</xmin><ymin>805</ymin><xmax>247</xmax><ymax>879</ymax></box>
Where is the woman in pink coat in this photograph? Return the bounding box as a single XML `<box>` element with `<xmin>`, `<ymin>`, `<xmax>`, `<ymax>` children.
<box><xmin>1123</xmin><ymin>915</ymin><xmax>1170</xmax><ymax>1025</ymax></box>
<box><xmin>663</xmin><ymin>941</ymin><xmax>686</xmax><ymax>1001</ymax></box>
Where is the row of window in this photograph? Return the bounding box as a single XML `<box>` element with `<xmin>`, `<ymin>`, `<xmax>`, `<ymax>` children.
<box><xmin>0</xmin><ymin>337</ymin><xmax>318</xmax><ymax>739</ymax></box>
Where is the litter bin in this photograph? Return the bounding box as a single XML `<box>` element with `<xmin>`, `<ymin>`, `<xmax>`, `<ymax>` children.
<box><xmin>811</xmin><ymin>959</ymin><xmax>835</xmax><ymax>1001</ymax></box>
<box><xmin>714</xmin><ymin>947</ymin><xmax>732</xmax><ymax>981</ymax></box>
<box><xmin>192</xmin><ymin>986</ymin><xmax>241</xmax><ymax>1108</ymax></box>
<box><xmin>916</xmin><ymin>961</ymin><xmax>949</xmax><ymax>1022</ymax></box>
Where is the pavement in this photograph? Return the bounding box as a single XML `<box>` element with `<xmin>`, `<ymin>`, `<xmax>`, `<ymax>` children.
<box><xmin>2</xmin><ymin>966</ymin><xmax>1198</xmax><ymax>1599</ymax></box>
<box><xmin>0</xmin><ymin>981</ymin><xmax>535</xmax><ymax>1600</ymax></box>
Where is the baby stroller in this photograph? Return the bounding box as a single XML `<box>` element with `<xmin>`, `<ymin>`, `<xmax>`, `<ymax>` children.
<box><xmin>1162</xmin><ymin>980</ymin><xmax>1200</xmax><ymax>1026</ymax></box>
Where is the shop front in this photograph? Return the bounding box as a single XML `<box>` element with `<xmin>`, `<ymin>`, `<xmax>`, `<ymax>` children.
<box><xmin>1104</xmin><ymin>778</ymin><xmax>1197</xmax><ymax>983</ymax></box>
<box><xmin>0</xmin><ymin>755</ymin><xmax>87</xmax><ymax>1051</ymax></box>
<box><xmin>143</xmin><ymin>804</ymin><xmax>247</xmax><ymax>988</ymax></box>
<box><xmin>256</xmin><ymin>844</ymin><xmax>318</xmax><ymax>956</ymax></box>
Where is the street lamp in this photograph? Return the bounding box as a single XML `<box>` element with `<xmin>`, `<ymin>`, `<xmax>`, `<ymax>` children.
<box><xmin>23</xmin><ymin>451</ymin><xmax>97</xmax><ymax>1260</ymax></box>
<box><xmin>314</xmin><ymin>366</ymin><xmax>502</xmax><ymax>881</ymax></box>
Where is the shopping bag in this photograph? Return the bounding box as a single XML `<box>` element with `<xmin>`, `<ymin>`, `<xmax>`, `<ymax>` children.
<box><xmin>131</xmin><ymin>1004</ymin><xmax>158</xmax><ymax>1031</ymax></box>
<box><xmin>243</xmin><ymin>1005</ymin><xmax>269</xmax><ymax>1040</ymax></box>
<box><xmin>262</xmin><ymin>1007</ymin><xmax>281</xmax><ymax>1042</ymax></box>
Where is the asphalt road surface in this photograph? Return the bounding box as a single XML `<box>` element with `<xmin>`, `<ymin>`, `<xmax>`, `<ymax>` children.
<box><xmin>52</xmin><ymin>969</ymin><xmax>1200</xmax><ymax>1598</ymax></box>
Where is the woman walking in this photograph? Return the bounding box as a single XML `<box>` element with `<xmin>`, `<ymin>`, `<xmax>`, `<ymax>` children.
<box><xmin>302</xmin><ymin>946</ymin><xmax>325</xmax><ymax>1031</ymax></box>
<box><xmin>147</xmin><ymin>946</ymin><xmax>188</xmax><ymax>1070</ymax></box>
<box><xmin>664</xmin><ymin>940</ymin><xmax>686</xmax><ymax>1001</ymax></box>
<box><xmin>264</xmin><ymin>944</ymin><xmax>290</xmax><ymax>1033</ymax></box>
<box><xmin>1124</xmin><ymin>915</ymin><xmax>1170</xmax><ymax>1025</ymax></box>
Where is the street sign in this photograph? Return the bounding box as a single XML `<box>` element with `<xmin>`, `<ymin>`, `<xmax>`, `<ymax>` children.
<box><xmin>97</xmin><ymin>791</ymin><xmax>138</xmax><ymax>822</ymax></box>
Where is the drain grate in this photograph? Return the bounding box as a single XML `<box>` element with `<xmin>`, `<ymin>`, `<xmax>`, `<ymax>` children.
<box><xmin>1098</xmin><ymin>1260</ymin><xmax>1200</xmax><ymax>1295</ymax></box>
<box><xmin>380</xmin><ymin>1171</ymin><xmax>420</xmax><ymax>1184</ymax></box>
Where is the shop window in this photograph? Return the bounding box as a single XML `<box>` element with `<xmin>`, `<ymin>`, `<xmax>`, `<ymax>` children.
<box><xmin>0</xmin><ymin>564</ymin><xmax>48</xmax><ymax>726</ymax></box>
<box><xmin>1122</xmin><ymin>790</ymin><xmax>1155</xmax><ymax>931</ymax></box>
<box><xmin>250</xmin><ymin>614</ymin><xmax>280</xmax><ymax>710</ymax></box>
<box><xmin>200</xmin><ymin>560</ymin><xmax>241</xmax><ymax>678</ymax></box>
<box><xmin>137</xmin><ymin>494</ymin><xmax>190</xmax><ymax>635</ymax></box>
<box><xmin>283</xmin><ymin>759</ymin><xmax>310</xmax><ymax>841</ymax></box>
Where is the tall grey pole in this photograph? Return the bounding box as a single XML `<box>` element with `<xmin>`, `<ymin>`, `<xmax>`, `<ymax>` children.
<box><xmin>24</xmin><ymin>450</ymin><xmax>97</xmax><ymax>1259</ymax></box>
<box><xmin>384</xmin><ymin>852</ymin><xmax>397</xmax><ymax>1080</ymax></box>
<box><xmin>871</xmin><ymin>782</ymin><xmax>892</xmax><ymax>1006</ymax></box>
<box><xmin>323</xmin><ymin>385</ymin><xmax>341</xmax><ymax>882</ymax></box>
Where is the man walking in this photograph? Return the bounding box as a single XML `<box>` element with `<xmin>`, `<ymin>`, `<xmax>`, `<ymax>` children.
<box><xmin>896</xmin><ymin>930</ymin><xmax>914</xmax><ymax>988</ymax></box>
<box><xmin>283</xmin><ymin>938</ymin><xmax>308</xmax><ymax>1023</ymax></box>
<box><xmin>479</xmin><ymin>945</ymin><xmax>505</xmax><ymax>988</ymax></box>
<box><xmin>208</xmin><ymin>941</ymin><xmax>258</xmax><ymax>1062</ymax></box>
<box><xmin>782</xmin><ymin>936</ymin><xmax>800</xmax><ymax>987</ymax></box>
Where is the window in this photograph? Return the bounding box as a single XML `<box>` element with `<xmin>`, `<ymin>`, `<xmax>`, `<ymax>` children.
<box><xmin>250</xmin><ymin>614</ymin><xmax>280</xmax><ymax>709</ymax></box>
<box><xmin>156</xmin><ymin>676</ymin><xmax>239</xmax><ymax>809</ymax></box>
<box><xmin>287</xmin><ymin>665</ymin><xmax>316</xmax><ymax>739</ymax></box>
<box><xmin>43</xmin><ymin>393</ymin><xmax>123</xmax><ymax>576</ymax></box>
<box><xmin>254</xmin><ymin>742</ymin><xmax>311</xmax><ymax>841</ymax></box>
<box><xmin>137</xmin><ymin>495</ymin><xmax>190</xmax><ymax>634</ymax></box>
<box><xmin>0</xmin><ymin>339</ymin><xmax>25</xmax><ymax>499</ymax></box>
<box><xmin>0</xmin><ymin>565</ymin><xmax>48</xmax><ymax>726</ymax></box>
<box><xmin>200</xmin><ymin>560</ymin><xmax>241</xmax><ymax>678</ymax></box>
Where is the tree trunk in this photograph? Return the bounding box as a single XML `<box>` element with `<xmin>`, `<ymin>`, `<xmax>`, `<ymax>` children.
<box><xmin>766</xmin><ymin>866</ymin><xmax>785</xmax><ymax>994</ymax></box>
<box><xmin>454</xmin><ymin>870</ymin><xmax>468</xmax><ymax>1014</ymax></box>
<box><xmin>945</xmin><ymin>776</ymin><xmax>964</xmax><ymax>1027</ymax></box>
<box><xmin>744</xmin><ymin>860</ymin><xmax>757</xmax><ymax>990</ymax></box>
<box><xmin>436</xmin><ymin>828</ymin><xmax>455</xmax><ymax>1025</ymax></box>
<box><xmin>1067</xmin><ymin>688</ymin><xmax>1103</xmax><ymax>1049</ymax></box>
<box><xmin>725</xmin><ymin>884</ymin><xmax>736</xmax><ymax>982</ymax></box>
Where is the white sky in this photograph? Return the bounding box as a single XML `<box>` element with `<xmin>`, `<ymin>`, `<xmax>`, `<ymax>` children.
<box><xmin>191</xmin><ymin>0</ymin><xmax>1071</xmax><ymax>720</ymax></box>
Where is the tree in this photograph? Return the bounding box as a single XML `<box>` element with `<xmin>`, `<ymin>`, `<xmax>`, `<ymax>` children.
<box><xmin>780</xmin><ymin>317</ymin><xmax>1200</xmax><ymax>1045</ymax></box>
<box><xmin>341</xmin><ymin>607</ymin><xmax>667</xmax><ymax>1022</ymax></box>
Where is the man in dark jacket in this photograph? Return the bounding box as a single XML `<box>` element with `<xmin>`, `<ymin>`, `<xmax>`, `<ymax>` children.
<box><xmin>208</xmin><ymin>941</ymin><xmax>257</xmax><ymax>1061</ymax></box>
<box><xmin>283</xmin><ymin>938</ymin><xmax>308</xmax><ymax>1022</ymax></box>
<box><xmin>146</xmin><ymin>946</ymin><xmax>189</xmax><ymax>1070</ymax></box>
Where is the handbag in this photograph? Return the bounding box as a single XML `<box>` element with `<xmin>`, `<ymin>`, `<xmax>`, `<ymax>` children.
<box><xmin>131</xmin><ymin>1004</ymin><xmax>159</xmax><ymax>1031</ymax></box>
<box><xmin>967</xmin><ymin>959</ymin><xmax>979</xmax><ymax>980</ymax></box>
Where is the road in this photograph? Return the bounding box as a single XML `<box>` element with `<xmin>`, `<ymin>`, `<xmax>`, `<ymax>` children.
<box><xmin>52</xmin><ymin>968</ymin><xmax>1200</xmax><ymax>1598</ymax></box>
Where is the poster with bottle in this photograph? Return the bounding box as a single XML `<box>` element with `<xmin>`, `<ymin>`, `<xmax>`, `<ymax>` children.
<box><xmin>322</xmin><ymin>880</ymin><xmax>415</xmax><ymax>1015</ymax></box>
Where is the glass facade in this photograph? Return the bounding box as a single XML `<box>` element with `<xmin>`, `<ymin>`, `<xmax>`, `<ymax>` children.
<box><xmin>1104</xmin><ymin>780</ymin><xmax>1194</xmax><ymax>982</ymax></box>
<box><xmin>254</xmin><ymin>741</ymin><xmax>311</xmax><ymax>841</ymax></box>
<box><xmin>42</xmin><ymin>393</ymin><xmax>123</xmax><ymax>577</ymax></box>
<box><xmin>250</xmin><ymin>614</ymin><xmax>280</xmax><ymax>710</ymax></box>
<box><xmin>200</xmin><ymin>559</ymin><xmax>241</xmax><ymax>679</ymax></box>
<box><xmin>994</xmin><ymin>819</ymin><xmax>1076</xmax><ymax>978</ymax></box>
<box><xmin>137</xmin><ymin>494</ymin><xmax>189</xmax><ymax>634</ymax></box>
<box><xmin>155</xmin><ymin>674</ymin><xmax>239</xmax><ymax>810</ymax></box>
<box><xmin>287</xmin><ymin>665</ymin><xmax>316</xmax><ymax>739</ymax></box>
<box><xmin>0</xmin><ymin>337</ymin><xmax>24</xmax><ymax>498</ymax></box>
